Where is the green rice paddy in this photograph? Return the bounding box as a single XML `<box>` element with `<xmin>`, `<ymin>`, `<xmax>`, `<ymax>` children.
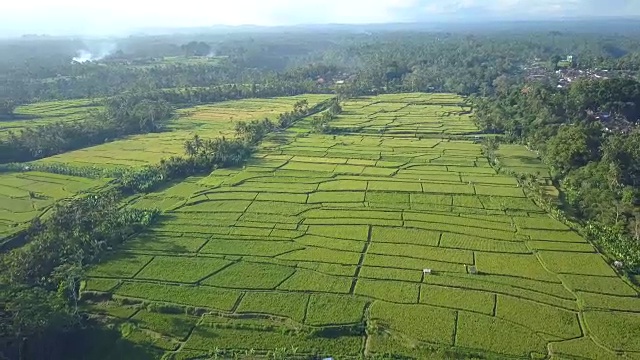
<box><xmin>0</xmin><ymin>171</ymin><xmax>106</xmax><ymax>240</ymax></box>
<box><xmin>13</xmin><ymin>93</ymin><xmax>640</xmax><ymax>358</ymax></box>
<box><xmin>0</xmin><ymin>99</ymin><xmax>101</xmax><ymax>137</ymax></box>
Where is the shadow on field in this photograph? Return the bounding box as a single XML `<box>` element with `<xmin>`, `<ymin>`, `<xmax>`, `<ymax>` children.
<box><xmin>268</xmin><ymin>133</ymin><xmax>294</xmax><ymax>146</ymax></box>
<box><xmin>505</xmin><ymin>155</ymin><xmax>542</xmax><ymax>165</ymax></box>
<box><xmin>7</xmin><ymin>325</ymin><xmax>162</xmax><ymax>360</ymax></box>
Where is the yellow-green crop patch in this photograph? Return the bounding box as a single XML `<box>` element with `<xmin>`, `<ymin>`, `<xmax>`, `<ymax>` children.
<box><xmin>369</xmin><ymin>302</ymin><xmax>456</xmax><ymax>345</ymax></box>
<box><xmin>1</xmin><ymin>99</ymin><xmax>101</xmax><ymax>137</ymax></box>
<box><xmin>307</xmin><ymin>191</ymin><xmax>365</xmax><ymax>203</ymax></box>
<box><xmin>87</xmin><ymin>254</ymin><xmax>153</xmax><ymax>278</ymax></box>
<box><xmin>537</xmin><ymin>251</ymin><xmax>616</xmax><ymax>276</ymax></box>
<box><xmin>278</xmin><ymin>247</ymin><xmax>361</xmax><ymax>265</ymax></box>
<box><xmin>420</xmin><ymin>284</ymin><xmax>495</xmax><ymax>315</ymax></box>
<box><xmin>355</xmin><ymin>279</ymin><xmax>419</xmax><ymax>303</ymax></box>
<box><xmin>0</xmin><ymin>171</ymin><xmax>105</xmax><ymax>240</ymax></box>
<box><xmin>371</xmin><ymin>226</ymin><xmax>440</xmax><ymax>246</ymax></box>
<box><xmin>456</xmin><ymin>311</ymin><xmax>547</xmax><ymax>357</ymax></box>
<box><xmin>368</xmin><ymin>242</ymin><xmax>473</xmax><ymax>264</ymax></box>
<box><xmin>135</xmin><ymin>256</ymin><xmax>232</xmax><ymax>283</ymax></box>
<box><xmin>236</xmin><ymin>292</ymin><xmax>309</xmax><ymax>322</ymax></box>
<box><xmin>496</xmin><ymin>295</ymin><xmax>581</xmax><ymax>339</ymax></box>
<box><xmin>584</xmin><ymin>311</ymin><xmax>640</xmax><ymax>351</ymax></box>
<box><xmin>578</xmin><ymin>291</ymin><xmax>640</xmax><ymax>312</ymax></box>
<box><xmin>550</xmin><ymin>337</ymin><xmax>621</xmax><ymax>360</ymax></box>
<box><xmin>366</xmin><ymin>249</ymin><xmax>462</xmax><ymax>271</ymax></box>
<box><xmin>199</xmin><ymin>239</ymin><xmax>301</xmax><ymax>257</ymax></box>
<box><xmin>305</xmin><ymin>294</ymin><xmax>367</xmax><ymax>326</ymax></box>
<box><xmin>203</xmin><ymin>261</ymin><xmax>295</xmax><ymax>289</ymax></box>
<box><xmin>359</xmin><ymin>266</ymin><xmax>423</xmax><ymax>282</ymax></box>
<box><xmin>440</xmin><ymin>233</ymin><xmax>530</xmax><ymax>253</ymax></box>
<box><xmin>307</xmin><ymin>224</ymin><xmax>369</xmax><ymax>241</ymax></box>
<box><xmin>476</xmin><ymin>252</ymin><xmax>558</xmax><ymax>282</ymax></box>
<box><xmin>296</xmin><ymin>235</ymin><xmax>364</xmax><ymax>252</ymax></box>
<box><xmin>114</xmin><ymin>282</ymin><xmax>241</xmax><ymax>311</ymax></box>
<box><xmin>559</xmin><ymin>274</ymin><xmax>638</xmax><ymax>296</ymax></box>
<box><xmin>277</xmin><ymin>269</ymin><xmax>352</xmax><ymax>294</ymax></box>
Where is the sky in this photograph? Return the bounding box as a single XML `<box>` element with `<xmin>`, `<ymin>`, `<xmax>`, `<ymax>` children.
<box><xmin>0</xmin><ymin>0</ymin><xmax>639</xmax><ymax>36</ymax></box>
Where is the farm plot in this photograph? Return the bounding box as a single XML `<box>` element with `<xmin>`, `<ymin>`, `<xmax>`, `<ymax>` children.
<box><xmin>0</xmin><ymin>99</ymin><xmax>101</xmax><ymax>137</ymax></box>
<box><xmin>0</xmin><ymin>171</ymin><xmax>106</xmax><ymax>241</ymax></box>
<box><xmin>81</xmin><ymin>93</ymin><xmax>639</xmax><ymax>359</ymax></box>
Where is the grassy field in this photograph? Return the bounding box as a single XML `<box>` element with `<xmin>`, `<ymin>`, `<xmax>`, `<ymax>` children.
<box><xmin>0</xmin><ymin>99</ymin><xmax>101</xmax><ymax>137</ymax></box>
<box><xmin>129</xmin><ymin>56</ymin><xmax>228</xmax><ymax>69</ymax></box>
<box><xmin>37</xmin><ymin>95</ymin><xmax>332</xmax><ymax>168</ymax></box>
<box><xmin>0</xmin><ymin>171</ymin><xmax>106</xmax><ymax>240</ymax></box>
<box><xmin>75</xmin><ymin>93</ymin><xmax>639</xmax><ymax>359</ymax></box>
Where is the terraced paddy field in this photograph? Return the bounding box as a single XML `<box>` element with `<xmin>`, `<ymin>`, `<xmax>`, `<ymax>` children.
<box><xmin>37</xmin><ymin>95</ymin><xmax>332</xmax><ymax>168</ymax></box>
<box><xmin>83</xmin><ymin>93</ymin><xmax>639</xmax><ymax>359</ymax></box>
<box><xmin>0</xmin><ymin>99</ymin><xmax>101</xmax><ymax>137</ymax></box>
<box><xmin>0</xmin><ymin>172</ymin><xmax>106</xmax><ymax>241</ymax></box>
<box><xmin>497</xmin><ymin>144</ymin><xmax>559</xmax><ymax>198</ymax></box>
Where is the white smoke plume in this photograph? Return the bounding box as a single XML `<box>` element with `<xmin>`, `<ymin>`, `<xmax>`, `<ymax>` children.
<box><xmin>72</xmin><ymin>50</ymin><xmax>94</xmax><ymax>63</ymax></box>
<box><xmin>72</xmin><ymin>42</ymin><xmax>117</xmax><ymax>63</ymax></box>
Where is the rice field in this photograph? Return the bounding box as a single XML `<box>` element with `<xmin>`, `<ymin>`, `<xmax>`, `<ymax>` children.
<box><xmin>0</xmin><ymin>171</ymin><xmax>106</xmax><ymax>241</ymax></box>
<box><xmin>80</xmin><ymin>93</ymin><xmax>639</xmax><ymax>359</ymax></box>
<box><xmin>37</xmin><ymin>95</ymin><xmax>332</xmax><ymax>168</ymax></box>
<box><xmin>0</xmin><ymin>99</ymin><xmax>101</xmax><ymax>137</ymax></box>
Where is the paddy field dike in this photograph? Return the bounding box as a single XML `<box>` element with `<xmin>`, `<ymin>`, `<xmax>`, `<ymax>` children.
<box><xmin>6</xmin><ymin>93</ymin><xmax>640</xmax><ymax>359</ymax></box>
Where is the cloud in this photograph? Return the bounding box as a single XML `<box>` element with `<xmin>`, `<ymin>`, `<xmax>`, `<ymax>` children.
<box><xmin>0</xmin><ymin>0</ymin><xmax>639</xmax><ymax>36</ymax></box>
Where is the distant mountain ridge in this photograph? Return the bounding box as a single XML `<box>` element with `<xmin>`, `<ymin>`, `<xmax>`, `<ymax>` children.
<box><xmin>130</xmin><ymin>18</ymin><xmax>640</xmax><ymax>36</ymax></box>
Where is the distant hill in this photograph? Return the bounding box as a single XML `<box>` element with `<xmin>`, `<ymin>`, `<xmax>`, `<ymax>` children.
<box><xmin>129</xmin><ymin>18</ymin><xmax>640</xmax><ymax>36</ymax></box>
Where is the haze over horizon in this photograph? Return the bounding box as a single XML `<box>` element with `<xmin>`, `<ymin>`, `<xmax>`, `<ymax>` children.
<box><xmin>1</xmin><ymin>0</ymin><xmax>640</xmax><ymax>37</ymax></box>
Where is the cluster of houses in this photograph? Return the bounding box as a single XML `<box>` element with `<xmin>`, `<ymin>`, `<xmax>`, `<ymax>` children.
<box><xmin>555</xmin><ymin>68</ymin><xmax>611</xmax><ymax>88</ymax></box>
<box><xmin>522</xmin><ymin>56</ymin><xmax>616</xmax><ymax>89</ymax></box>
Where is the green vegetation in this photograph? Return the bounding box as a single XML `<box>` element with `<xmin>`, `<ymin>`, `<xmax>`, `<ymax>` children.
<box><xmin>114</xmin><ymin>282</ymin><xmax>241</xmax><ymax>311</ymax></box>
<box><xmin>203</xmin><ymin>261</ymin><xmax>295</xmax><ymax>289</ymax></box>
<box><xmin>4</xmin><ymin>23</ymin><xmax>640</xmax><ymax>359</ymax></box>
<box><xmin>3</xmin><ymin>92</ymin><xmax>640</xmax><ymax>359</ymax></box>
<box><xmin>420</xmin><ymin>285</ymin><xmax>495</xmax><ymax>315</ymax></box>
<box><xmin>475</xmin><ymin>78</ymin><xmax>640</xmax><ymax>273</ymax></box>
<box><xmin>235</xmin><ymin>292</ymin><xmax>309</xmax><ymax>322</ymax></box>
<box><xmin>0</xmin><ymin>172</ymin><xmax>106</xmax><ymax>239</ymax></box>
<box><xmin>355</xmin><ymin>279</ymin><xmax>419</xmax><ymax>303</ymax></box>
<box><xmin>369</xmin><ymin>302</ymin><xmax>456</xmax><ymax>345</ymax></box>
<box><xmin>135</xmin><ymin>256</ymin><xmax>232</xmax><ymax>283</ymax></box>
<box><xmin>550</xmin><ymin>337</ymin><xmax>620</xmax><ymax>360</ymax></box>
<box><xmin>305</xmin><ymin>294</ymin><xmax>367</xmax><ymax>325</ymax></box>
<box><xmin>496</xmin><ymin>295</ymin><xmax>581</xmax><ymax>339</ymax></box>
<box><xmin>584</xmin><ymin>311</ymin><xmax>640</xmax><ymax>351</ymax></box>
<box><xmin>456</xmin><ymin>311</ymin><xmax>548</xmax><ymax>357</ymax></box>
<box><xmin>131</xmin><ymin>311</ymin><xmax>198</xmax><ymax>340</ymax></box>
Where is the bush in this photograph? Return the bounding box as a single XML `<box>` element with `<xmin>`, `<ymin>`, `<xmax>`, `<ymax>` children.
<box><xmin>147</xmin><ymin>303</ymin><xmax>185</xmax><ymax>315</ymax></box>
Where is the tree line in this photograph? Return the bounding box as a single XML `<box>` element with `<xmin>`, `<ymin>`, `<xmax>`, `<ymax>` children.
<box><xmin>311</xmin><ymin>99</ymin><xmax>343</xmax><ymax>133</ymax></box>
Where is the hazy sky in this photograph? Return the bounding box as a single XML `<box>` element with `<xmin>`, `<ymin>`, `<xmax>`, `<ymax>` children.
<box><xmin>1</xmin><ymin>0</ymin><xmax>639</xmax><ymax>36</ymax></box>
